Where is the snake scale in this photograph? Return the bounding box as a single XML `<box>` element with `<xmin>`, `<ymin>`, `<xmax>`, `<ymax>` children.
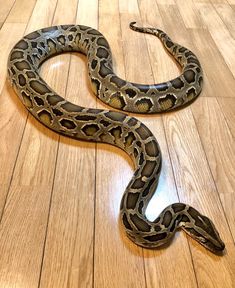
<box><xmin>7</xmin><ymin>23</ymin><xmax>225</xmax><ymax>253</ymax></box>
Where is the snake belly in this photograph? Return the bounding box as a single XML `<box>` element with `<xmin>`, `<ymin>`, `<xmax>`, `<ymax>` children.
<box><xmin>7</xmin><ymin>24</ymin><xmax>225</xmax><ymax>253</ymax></box>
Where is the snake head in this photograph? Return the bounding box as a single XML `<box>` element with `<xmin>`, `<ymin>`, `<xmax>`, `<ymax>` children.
<box><xmin>181</xmin><ymin>210</ymin><xmax>225</xmax><ymax>254</ymax></box>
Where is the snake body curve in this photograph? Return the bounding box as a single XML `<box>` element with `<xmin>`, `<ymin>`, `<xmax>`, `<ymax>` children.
<box><xmin>7</xmin><ymin>24</ymin><xmax>225</xmax><ymax>253</ymax></box>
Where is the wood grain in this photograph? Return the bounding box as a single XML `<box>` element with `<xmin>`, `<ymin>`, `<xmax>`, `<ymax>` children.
<box><xmin>0</xmin><ymin>0</ymin><xmax>234</xmax><ymax>287</ymax></box>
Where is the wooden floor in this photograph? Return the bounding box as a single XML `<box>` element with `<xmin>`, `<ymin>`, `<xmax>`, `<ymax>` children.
<box><xmin>0</xmin><ymin>0</ymin><xmax>234</xmax><ymax>287</ymax></box>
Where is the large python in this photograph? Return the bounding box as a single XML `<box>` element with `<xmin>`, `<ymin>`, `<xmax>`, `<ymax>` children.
<box><xmin>7</xmin><ymin>23</ymin><xmax>225</xmax><ymax>253</ymax></box>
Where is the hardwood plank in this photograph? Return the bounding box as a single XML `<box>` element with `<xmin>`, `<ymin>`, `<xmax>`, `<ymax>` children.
<box><xmin>189</xmin><ymin>29</ymin><xmax>235</xmax><ymax>98</ymax></box>
<box><xmin>0</xmin><ymin>0</ymin><xmax>15</xmax><ymax>22</ymax></box>
<box><xmin>6</xmin><ymin>0</ymin><xmax>36</xmax><ymax>23</ymax></box>
<box><xmin>0</xmin><ymin>186</ymin><xmax>52</xmax><ymax>287</ymax></box>
<box><xmin>213</xmin><ymin>3</ymin><xmax>235</xmax><ymax>39</ymax></box>
<box><xmin>163</xmin><ymin>106</ymin><xmax>235</xmax><ymax>287</ymax></box>
<box><xmin>217</xmin><ymin>98</ymin><xmax>235</xmax><ymax>138</ymax></box>
<box><xmin>197</xmin><ymin>3</ymin><xmax>235</xmax><ymax>77</ymax></box>
<box><xmin>0</xmin><ymin>81</ymin><xmax>27</xmax><ymax>209</ymax></box>
<box><xmin>0</xmin><ymin>23</ymin><xmax>26</xmax><ymax>95</ymax></box>
<box><xmin>176</xmin><ymin>0</ymin><xmax>205</xmax><ymax>28</ymax></box>
<box><xmin>0</xmin><ymin>0</ymin><xmax>61</xmax><ymax>286</ymax></box>
<box><xmin>191</xmin><ymin>97</ymin><xmax>235</xmax><ymax>240</ymax></box>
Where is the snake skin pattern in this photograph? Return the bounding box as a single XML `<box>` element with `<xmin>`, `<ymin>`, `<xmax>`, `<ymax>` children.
<box><xmin>7</xmin><ymin>23</ymin><xmax>225</xmax><ymax>253</ymax></box>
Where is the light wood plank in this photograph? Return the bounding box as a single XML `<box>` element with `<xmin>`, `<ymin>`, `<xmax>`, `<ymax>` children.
<box><xmin>217</xmin><ymin>97</ymin><xmax>235</xmax><ymax>136</ymax></box>
<box><xmin>0</xmin><ymin>0</ymin><xmax>60</xmax><ymax>286</ymax></box>
<box><xmin>6</xmin><ymin>0</ymin><xmax>36</xmax><ymax>23</ymax></box>
<box><xmin>191</xmin><ymin>97</ymin><xmax>235</xmax><ymax>240</ymax></box>
<box><xmin>0</xmin><ymin>0</ymin><xmax>15</xmax><ymax>22</ymax></box>
<box><xmin>163</xmin><ymin>106</ymin><xmax>235</xmax><ymax>288</ymax></box>
<box><xmin>197</xmin><ymin>3</ymin><xmax>235</xmax><ymax>77</ymax></box>
<box><xmin>189</xmin><ymin>29</ymin><xmax>235</xmax><ymax>98</ymax></box>
<box><xmin>176</xmin><ymin>0</ymin><xmax>205</xmax><ymax>28</ymax></box>
<box><xmin>213</xmin><ymin>3</ymin><xmax>235</xmax><ymax>39</ymax></box>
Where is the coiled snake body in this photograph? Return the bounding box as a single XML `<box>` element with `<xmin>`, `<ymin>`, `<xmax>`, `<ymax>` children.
<box><xmin>7</xmin><ymin>23</ymin><xmax>225</xmax><ymax>253</ymax></box>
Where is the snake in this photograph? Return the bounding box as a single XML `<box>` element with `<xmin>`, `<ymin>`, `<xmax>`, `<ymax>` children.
<box><xmin>7</xmin><ymin>23</ymin><xmax>225</xmax><ymax>253</ymax></box>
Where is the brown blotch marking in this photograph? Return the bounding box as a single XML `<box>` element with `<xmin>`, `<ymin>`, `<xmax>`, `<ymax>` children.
<box><xmin>22</xmin><ymin>92</ymin><xmax>32</xmax><ymax>108</ymax></box>
<box><xmin>10</xmin><ymin>50</ymin><xmax>24</xmax><ymax>61</ymax></box>
<box><xmin>159</xmin><ymin>94</ymin><xmax>176</xmax><ymax>110</ymax></box>
<box><xmin>38</xmin><ymin>110</ymin><xmax>53</xmax><ymax>125</ymax></box>
<box><xmin>136</xmin><ymin>98</ymin><xmax>153</xmax><ymax>113</ymax></box>
<box><xmin>109</xmin><ymin>92</ymin><xmax>126</xmax><ymax>109</ymax></box>
<box><xmin>75</xmin><ymin>115</ymin><xmax>96</xmax><ymax>121</ymax></box>
<box><xmin>10</xmin><ymin>67</ymin><xmax>16</xmax><ymax>75</ymax></box>
<box><xmin>166</xmin><ymin>40</ymin><xmax>174</xmax><ymax>48</ymax></box>
<box><xmin>87</xmin><ymin>28</ymin><xmax>101</xmax><ymax>35</ymax></box>
<box><xmin>96</xmin><ymin>47</ymin><xmax>109</xmax><ymax>59</ymax></box>
<box><xmin>186</xmin><ymin>88</ymin><xmax>196</xmax><ymax>101</ymax></box>
<box><xmin>170</xmin><ymin>214</ymin><xmax>182</xmax><ymax>232</ymax></box>
<box><xmin>162</xmin><ymin>211</ymin><xmax>172</xmax><ymax>228</ymax></box>
<box><xmin>199</xmin><ymin>76</ymin><xmax>203</xmax><ymax>87</ymax></box>
<box><xmin>109</xmin><ymin>126</ymin><xmax>122</xmax><ymax>141</ymax></box>
<box><xmin>179</xmin><ymin>47</ymin><xmax>187</xmax><ymax>53</ymax></box>
<box><xmin>61</xmin><ymin>102</ymin><xmax>82</xmax><ymax>112</ymax></box>
<box><xmin>34</xmin><ymin>96</ymin><xmax>44</xmax><ymax>106</ymax></box>
<box><xmin>125</xmin><ymin>88</ymin><xmax>136</xmax><ymax>98</ymax></box>
<box><xmin>184</xmin><ymin>70</ymin><xmax>196</xmax><ymax>83</ymax></box>
<box><xmin>142</xmin><ymin>161</ymin><xmax>156</xmax><ymax>177</ymax></box>
<box><xmin>26</xmin><ymin>71</ymin><xmax>36</xmax><ymax>78</ymax></box>
<box><xmin>15</xmin><ymin>40</ymin><xmax>28</xmax><ymax>50</ymax></box>
<box><xmin>127</xmin><ymin>118</ymin><xmax>138</xmax><ymax>127</ymax></box>
<box><xmin>25</xmin><ymin>31</ymin><xmax>41</xmax><ymax>40</ymax></box>
<box><xmin>139</xmin><ymin>152</ymin><xmax>144</xmax><ymax>166</ymax></box>
<box><xmin>99</xmin><ymin>119</ymin><xmax>110</xmax><ymax>127</ymax></box>
<box><xmin>188</xmin><ymin>57</ymin><xmax>200</xmax><ymax>66</ymax></box>
<box><xmin>110</xmin><ymin>75</ymin><xmax>126</xmax><ymax>88</ymax></box>
<box><xmin>96</xmin><ymin>37</ymin><xmax>110</xmax><ymax>49</ymax></box>
<box><xmin>181</xmin><ymin>214</ymin><xmax>190</xmax><ymax>223</ymax></box>
<box><xmin>58</xmin><ymin>35</ymin><xmax>66</xmax><ymax>45</ymax></box>
<box><xmin>185</xmin><ymin>51</ymin><xmax>194</xmax><ymax>58</ymax></box>
<box><xmin>136</xmin><ymin>124</ymin><xmax>150</xmax><ymax>140</ymax></box>
<box><xmin>142</xmin><ymin>178</ymin><xmax>155</xmax><ymax>197</ymax></box>
<box><xmin>14</xmin><ymin>60</ymin><xmax>31</xmax><ymax>71</ymax></box>
<box><xmin>60</xmin><ymin>119</ymin><xmax>76</xmax><ymax>130</ymax></box>
<box><xmin>52</xmin><ymin>108</ymin><xmax>63</xmax><ymax>116</ymax></box>
<box><xmin>131</xmin><ymin>178</ymin><xmax>145</xmax><ymax>189</ymax></box>
<box><xmin>126</xmin><ymin>193</ymin><xmax>140</xmax><ymax>210</ymax></box>
<box><xmin>130</xmin><ymin>214</ymin><xmax>151</xmax><ymax>232</ymax></box>
<box><xmin>82</xmin><ymin>124</ymin><xmax>99</xmax><ymax>136</ymax></box>
<box><xmin>91</xmin><ymin>78</ymin><xmax>100</xmax><ymax>95</ymax></box>
<box><xmin>47</xmin><ymin>39</ymin><xmax>57</xmax><ymax>53</ymax></box>
<box><xmin>145</xmin><ymin>140</ymin><xmax>159</xmax><ymax>157</ymax></box>
<box><xmin>125</xmin><ymin>132</ymin><xmax>135</xmax><ymax>147</ymax></box>
<box><xmin>156</xmin><ymin>82</ymin><xmax>168</xmax><ymax>92</ymax></box>
<box><xmin>188</xmin><ymin>207</ymin><xmax>206</xmax><ymax>229</ymax></box>
<box><xmin>138</xmin><ymin>201</ymin><xmax>144</xmax><ymax>215</ymax></box>
<box><xmin>144</xmin><ymin>232</ymin><xmax>167</xmax><ymax>242</ymax></box>
<box><xmin>122</xmin><ymin>214</ymin><xmax>132</xmax><ymax>231</ymax></box>
<box><xmin>154</xmin><ymin>225</ymin><xmax>162</xmax><ymax>232</ymax></box>
<box><xmin>30</xmin><ymin>80</ymin><xmax>50</xmax><ymax>94</ymax></box>
<box><xmin>91</xmin><ymin>59</ymin><xmax>98</xmax><ymax>70</ymax></box>
<box><xmin>18</xmin><ymin>74</ymin><xmax>26</xmax><ymax>86</ymax></box>
<box><xmin>47</xmin><ymin>95</ymin><xmax>63</xmax><ymax>105</ymax></box>
<box><xmin>172</xmin><ymin>203</ymin><xmax>186</xmax><ymax>213</ymax></box>
<box><xmin>68</xmin><ymin>34</ymin><xmax>73</xmax><ymax>41</ymax></box>
<box><xmin>99</xmin><ymin>61</ymin><xmax>112</xmax><ymax>77</ymax></box>
<box><xmin>105</xmin><ymin>111</ymin><xmax>126</xmax><ymax>122</ymax></box>
<box><xmin>133</xmin><ymin>148</ymin><xmax>138</xmax><ymax>158</ymax></box>
<box><xmin>171</xmin><ymin>77</ymin><xmax>185</xmax><ymax>89</ymax></box>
